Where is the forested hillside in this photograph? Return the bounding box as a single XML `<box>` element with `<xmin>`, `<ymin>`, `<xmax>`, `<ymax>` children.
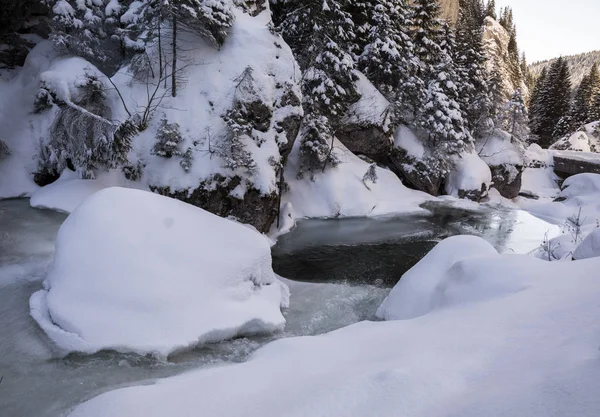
<box><xmin>530</xmin><ymin>50</ymin><xmax>600</xmax><ymax>89</ymax></box>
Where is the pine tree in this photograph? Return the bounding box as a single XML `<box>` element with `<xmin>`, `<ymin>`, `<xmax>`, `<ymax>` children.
<box><xmin>358</xmin><ymin>0</ymin><xmax>418</xmax><ymax>122</ymax></box>
<box><xmin>47</xmin><ymin>0</ymin><xmax>138</xmax><ymax>74</ymax></box>
<box><xmin>411</xmin><ymin>1</ymin><xmax>473</xmax><ymax>170</ymax></box>
<box><xmin>503</xmin><ymin>89</ymin><xmax>529</xmax><ymax>140</ymax></box>
<box><xmin>570</xmin><ymin>73</ymin><xmax>593</xmax><ymax>127</ymax></box>
<box><xmin>152</xmin><ymin>115</ymin><xmax>184</xmax><ymax>158</ymax></box>
<box><xmin>454</xmin><ymin>0</ymin><xmax>492</xmax><ymax>135</ymax></box>
<box><xmin>485</xmin><ymin>0</ymin><xmax>496</xmax><ymax>20</ymax></box>
<box><xmin>273</xmin><ymin>0</ymin><xmax>360</xmax><ymax>174</ymax></box>
<box><xmin>531</xmin><ymin>57</ymin><xmax>572</xmax><ymax>147</ymax></box>
<box><xmin>528</xmin><ymin>67</ymin><xmax>547</xmax><ymax>140</ymax></box>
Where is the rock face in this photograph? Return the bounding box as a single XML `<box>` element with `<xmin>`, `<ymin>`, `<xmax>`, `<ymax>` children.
<box><xmin>490</xmin><ymin>163</ymin><xmax>524</xmax><ymax>199</ymax></box>
<box><xmin>152</xmin><ymin>175</ymin><xmax>279</xmax><ymax>234</ymax></box>
<box><xmin>337</xmin><ymin>72</ymin><xmax>394</xmax><ymax>163</ymax></box>
<box><xmin>388</xmin><ymin>148</ymin><xmax>444</xmax><ymax>196</ymax></box>
<box><xmin>482</xmin><ymin>16</ymin><xmax>529</xmax><ymax>102</ymax></box>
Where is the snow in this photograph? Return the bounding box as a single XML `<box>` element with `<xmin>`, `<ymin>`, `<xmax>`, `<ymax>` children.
<box><xmin>377</xmin><ymin>235</ymin><xmax>499</xmax><ymax>320</ymax></box>
<box><xmin>67</xmin><ymin>235</ymin><xmax>600</xmax><ymax>417</ymax></box>
<box><xmin>550</xmin><ymin>121</ymin><xmax>600</xmax><ymax>152</ymax></box>
<box><xmin>394</xmin><ymin>124</ymin><xmax>425</xmax><ymax>160</ymax></box>
<box><xmin>524</xmin><ymin>143</ymin><xmax>553</xmax><ymax>167</ymax></box>
<box><xmin>476</xmin><ymin>129</ymin><xmax>523</xmax><ymax>167</ymax></box>
<box><xmin>29</xmin><ymin>169</ymin><xmax>134</xmax><ymax>213</ymax></box>
<box><xmin>574</xmin><ymin>229</ymin><xmax>600</xmax><ymax>260</ymax></box>
<box><xmin>344</xmin><ymin>71</ymin><xmax>391</xmax><ymax>131</ymax></box>
<box><xmin>520</xmin><ymin>167</ymin><xmax>560</xmax><ymax>199</ymax></box>
<box><xmin>444</xmin><ymin>151</ymin><xmax>492</xmax><ymax>197</ymax></box>
<box><xmin>282</xmin><ymin>139</ymin><xmax>433</xmax><ymax>219</ymax></box>
<box><xmin>552</xmin><ymin>149</ymin><xmax>600</xmax><ymax>164</ymax></box>
<box><xmin>29</xmin><ymin>187</ymin><xmax>289</xmax><ymax>356</ymax></box>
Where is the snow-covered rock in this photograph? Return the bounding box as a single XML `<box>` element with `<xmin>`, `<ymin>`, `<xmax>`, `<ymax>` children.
<box><xmin>482</xmin><ymin>16</ymin><xmax>529</xmax><ymax>102</ymax></box>
<box><xmin>377</xmin><ymin>236</ymin><xmax>500</xmax><ymax>320</ymax></box>
<box><xmin>477</xmin><ymin>130</ymin><xmax>525</xmax><ymax>199</ymax></box>
<box><xmin>30</xmin><ymin>187</ymin><xmax>288</xmax><ymax>356</ymax></box>
<box><xmin>550</xmin><ymin>122</ymin><xmax>600</xmax><ymax>154</ymax></box>
<box><xmin>337</xmin><ymin>72</ymin><xmax>393</xmax><ymax>162</ymax></box>
<box><xmin>29</xmin><ymin>169</ymin><xmax>132</xmax><ymax>213</ymax></box>
<box><xmin>283</xmin><ymin>139</ymin><xmax>432</xmax><ymax>219</ymax></box>
<box><xmin>66</xmin><ymin>237</ymin><xmax>600</xmax><ymax>417</ymax></box>
<box><xmin>573</xmin><ymin>229</ymin><xmax>600</xmax><ymax>260</ymax></box>
<box><xmin>445</xmin><ymin>151</ymin><xmax>492</xmax><ymax>201</ymax></box>
<box><xmin>388</xmin><ymin>125</ymin><xmax>444</xmax><ymax>196</ymax></box>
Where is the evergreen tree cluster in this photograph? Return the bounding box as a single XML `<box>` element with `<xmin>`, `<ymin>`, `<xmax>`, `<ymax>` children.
<box><xmin>271</xmin><ymin>0</ymin><xmax>529</xmax><ymax>177</ymax></box>
<box><xmin>529</xmin><ymin>58</ymin><xmax>600</xmax><ymax>147</ymax></box>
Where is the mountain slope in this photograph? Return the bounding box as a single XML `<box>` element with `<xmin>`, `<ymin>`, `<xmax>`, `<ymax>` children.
<box><xmin>530</xmin><ymin>50</ymin><xmax>600</xmax><ymax>88</ymax></box>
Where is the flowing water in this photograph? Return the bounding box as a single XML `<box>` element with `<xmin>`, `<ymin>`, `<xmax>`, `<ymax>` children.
<box><xmin>0</xmin><ymin>199</ymin><xmax>559</xmax><ymax>417</ymax></box>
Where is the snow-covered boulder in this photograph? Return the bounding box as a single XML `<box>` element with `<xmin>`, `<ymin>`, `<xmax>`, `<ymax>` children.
<box><xmin>550</xmin><ymin>121</ymin><xmax>600</xmax><ymax>153</ymax></box>
<box><xmin>445</xmin><ymin>151</ymin><xmax>492</xmax><ymax>201</ymax></box>
<box><xmin>559</xmin><ymin>173</ymin><xmax>600</xmax><ymax>201</ymax></box>
<box><xmin>30</xmin><ymin>169</ymin><xmax>128</xmax><ymax>213</ymax></box>
<box><xmin>336</xmin><ymin>72</ymin><xmax>393</xmax><ymax>162</ymax></box>
<box><xmin>30</xmin><ymin>187</ymin><xmax>288</xmax><ymax>356</ymax></box>
<box><xmin>376</xmin><ymin>236</ymin><xmax>528</xmax><ymax>320</ymax></box>
<box><xmin>388</xmin><ymin>125</ymin><xmax>445</xmax><ymax>196</ymax></box>
<box><xmin>573</xmin><ymin>229</ymin><xmax>600</xmax><ymax>260</ymax></box>
<box><xmin>477</xmin><ymin>130</ymin><xmax>525</xmax><ymax>199</ymax></box>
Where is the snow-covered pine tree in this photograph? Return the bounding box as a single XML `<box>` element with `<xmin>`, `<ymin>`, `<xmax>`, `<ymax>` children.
<box><xmin>358</xmin><ymin>0</ymin><xmax>419</xmax><ymax>123</ymax></box>
<box><xmin>454</xmin><ymin>0</ymin><xmax>492</xmax><ymax>135</ymax></box>
<box><xmin>531</xmin><ymin>57</ymin><xmax>572</xmax><ymax>147</ymax></box>
<box><xmin>124</xmin><ymin>0</ymin><xmax>234</xmax><ymax>97</ymax></box>
<box><xmin>570</xmin><ymin>63</ymin><xmax>600</xmax><ymax>127</ymax></box>
<box><xmin>528</xmin><ymin>66</ymin><xmax>547</xmax><ymax>141</ymax></box>
<box><xmin>485</xmin><ymin>0</ymin><xmax>496</xmax><ymax>20</ymax></box>
<box><xmin>272</xmin><ymin>0</ymin><xmax>360</xmax><ymax>174</ymax></box>
<box><xmin>503</xmin><ymin>88</ymin><xmax>529</xmax><ymax>140</ymax></box>
<box><xmin>411</xmin><ymin>1</ymin><xmax>473</xmax><ymax>173</ymax></box>
<box><xmin>152</xmin><ymin>115</ymin><xmax>184</xmax><ymax>158</ymax></box>
<box><xmin>47</xmin><ymin>0</ymin><xmax>141</xmax><ymax>75</ymax></box>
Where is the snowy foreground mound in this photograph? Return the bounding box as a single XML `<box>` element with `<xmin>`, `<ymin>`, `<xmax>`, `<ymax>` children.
<box><xmin>30</xmin><ymin>188</ymin><xmax>288</xmax><ymax>356</ymax></box>
<box><xmin>68</xmin><ymin>236</ymin><xmax>600</xmax><ymax>417</ymax></box>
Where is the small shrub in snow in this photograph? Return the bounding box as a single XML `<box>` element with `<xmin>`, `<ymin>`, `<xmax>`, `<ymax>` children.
<box><xmin>33</xmin><ymin>82</ymin><xmax>60</xmax><ymax>113</ymax></box>
<box><xmin>152</xmin><ymin>115</ymin><xmax>184</xmax><ymax>158</ymax></box>
<box><xmin>362</xmin><ymin>163</ymin><xmax>378</xmax><ymax>190</ymax></box>
<box><xmin>0</xmin><ymin>139</ymin><xmax>11</xmax><ymax>161</ymax></box>
<box><xmin>123</xmin><ymin>161</ymin><xmax>144</xmax><ymax>182</ymax></box>
<box><xmin>297</xmin><ymin>115</ymin><xmax>340</xmax><ymax>179</ymax></box>
<box><xmin>180</xmin><ymin>147</ymin><xmax>194</xmax><ymax>173</ymax></box>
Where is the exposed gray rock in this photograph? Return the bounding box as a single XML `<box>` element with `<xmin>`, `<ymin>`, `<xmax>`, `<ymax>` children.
<box><xmin>457</xmin><ymin>183</ymin><xmax>489</xmax><ymax>202</ymax></box>
<box><xmin>490</xmin><ymin>163</ymin><xmax>524</xmax><ymax>199</ymax></box>
<box><xmin>151</xmin><ymin>174</ymin><xmax>278</xmax><ymax>233</ymax></box>
<box><xmin>388</xmin><ymin>147</ymin><xmax>444</xmax><ymax>196</ymax></box>
<box><xmin>337</xmin><ymin>123</ymin><xmax>394</xmax><ymax>163</ymax></box>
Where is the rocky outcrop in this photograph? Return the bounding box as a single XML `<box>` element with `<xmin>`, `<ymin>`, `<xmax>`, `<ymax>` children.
<box><xmin>388</xmin><ymin>148</ymin><xmax>444</xmax><ymax>196</ymax></box>
<box><xmin>490</xmin><ymin>163</ymin><xmax>524</xmax><ymax>199</ymax></box>
<box><xmin>152</xmin><ymin>175</ymin><xmax>278</xmax><ymax>233</ymax></box>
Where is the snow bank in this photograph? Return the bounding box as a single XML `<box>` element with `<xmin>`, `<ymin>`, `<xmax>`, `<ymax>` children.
<box><xmin>574</xmin><ymin>229</ymin><xmax>600</xmax><ymax>260</ymax></box>
<box><xmin>30</xmin><ymin>187</ymin><xmax>288</xmax><ymax>356</ymax></box>
<box><xmin>394</xmin><ymin>125</ymin><xmax>425</xmax><ymax>160</ymax></box>
<box><xmin>67</xmin><ymin>237</ymin><xmax>600</xmax><ymax>417</ymax></box>
<box><xmin>283</xmin><ymin>139</ymin><xmax>432</xmax><ymax>219</ymax></box>
<box><xmin>444</xmin><ymin>151</ymin><xmax>492</xmax><ymax>198</ymax></box>
<box><xmin>344</xmin><ymin>71</ymin><xmax>391</xmax><ymax>131</ymax></box>
<box><xmin>30</xmin><ymin>169</ymin><xmax>134</xmax><ymax>213</ymax></box>
<box><xmin>377</xmin><ymin>236</ymin><xmax>503</xmax><ymax>320</ymax></box>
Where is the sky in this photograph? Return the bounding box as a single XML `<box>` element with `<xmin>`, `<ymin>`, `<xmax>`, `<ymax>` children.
<box><xmin>495</xmin><ymin>0</ymin><xmax>600</xmax><ymax>63</ymax></box>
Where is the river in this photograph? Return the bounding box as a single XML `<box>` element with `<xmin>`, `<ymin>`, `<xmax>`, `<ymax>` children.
<box><xmin>0</xmin><ymin>199</ymin><xmax>559</xmax><ymax>417</ymax></box>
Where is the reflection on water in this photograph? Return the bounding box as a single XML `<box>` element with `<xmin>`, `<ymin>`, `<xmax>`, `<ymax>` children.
<box><xmin>272</xmin><ymin>202</ymin><xmax>561</xmax><ymax>287</ymax></box>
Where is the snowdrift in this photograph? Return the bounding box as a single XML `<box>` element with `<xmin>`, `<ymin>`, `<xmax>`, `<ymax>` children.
<box><xmin>67</xmin><ymin>235</ymin><xmax>600</xmax><ymax>417</ymax></box>
<box><xmin>30</xmin><ymin>187</ymin><xmax>288</xmax><ymax>356</ymax></box>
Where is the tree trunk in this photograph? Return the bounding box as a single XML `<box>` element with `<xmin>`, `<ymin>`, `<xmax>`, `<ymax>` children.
<box><xmin>171</xmin><ymin>14</ymin><xmax>177</xmax><ymax>98</ymax></box>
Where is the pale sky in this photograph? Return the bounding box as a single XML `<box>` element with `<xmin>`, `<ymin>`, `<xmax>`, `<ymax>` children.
<box><xmin>495</xmin><ymin>0</ymin><xmax>600</xmax><ymax>63</ymax></box>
